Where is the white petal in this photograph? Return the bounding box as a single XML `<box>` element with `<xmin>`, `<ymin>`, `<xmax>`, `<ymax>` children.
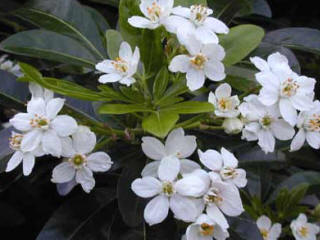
<box><xmin>42</xmin><ymin>129</ymin><xmax>62</xmax><ymax>157</ymax></box>
<box><xmin>258</xmin><ymin>88</ymin><xmax>279</xmax><ymax>106</ymax></box>
<box><xmin>204</xmin><ymin>17</ymin><xmax>229</xmax><ymax>34</ymax></box>
<box><xmin>119</xmin><ymin>77</ymin><xmax>136</xmax><ymax>86</ymax></box>
<box><xmin>29</xmin><ymin>83</ymin><xmax>44</xmax><ymax>98</ymax></box>
<box><xmin>98</xmin><ymin>73</ymin><xmax>122</xmax><ymax>84</ymax></box>
<box><xmin>255</xmin><ymin>71</ymin><xmax>280</xmax><ymax>91</ymax></box>
<box><xmin>164</xmin><ymin>15</ymin><xmax>189</xmax><ymax>33</ymax></box>
<box><xmin>45</xmin><ymin>98</ymin><xmax>65</xmax><ymax>120</ymax></box>
<box><xmin>296</xmin><ymin>76</ymin><xmax>316</xmax><ymax>94</ymax></box>
<box><xmin>27</xmin><ymin>98</ymin><xmax>46</xmax><ymax>115</ymax></box>
<box><xmin>172</xmin><ymin>6</ymin><xmax>191</xmax><ymax>18</ymax></box>
<box><xmin>203</xmin><ymin>44</ymin><xmax>226</xmax><ymax>61</ymax></box>
<box><xmin>204</xmin><ymin>59</ymin><xmax>225</xmax><ymax>82</ymax></box>
<box><xmin>290</xmin><ymin>129</ymin><xmax>306</xmax><ymax>152</ymax></box>
<box><xmin>10</xmin><ymin>113</ymin><xmax>32</xmax><ymax>131</ymax></box>
<box><xmin>198</xmin><ymin>149</ymin><xmax>223</xmax><ymax>171</ymax></box>
<box><xmin>290</xmin><ymin>94</ymin><xmax>314</xmax><ymax>111</ymax></box>
<box><xmin>128</xmin><ymin>16</ymin><xmax>158</xmax><ymax>29</ymax></box>
<box><xmin>95</xmin><ymin>60</ymin><xmax>115</xmax><ymax>73</ymax></box>
<box><xmin>186</xmin><ymin>225</ymin><xmax>202</xmax><ymax>240</ymax></box>
<box><xmin>22</xmin><ymin>153</ymin><xmax>35</xmax><ymax>176</ymax></box>
<box><xmin>269</xmin><ymin>223</ymin><xmax>282</xmax><ymax>239</ymax></box>
<box><xmin>141</xmin><ymin>161</ymin><xmax>160</xmax><ymax>177</ymax></box>
<box><xmin>195</xmin><ymin>27</ymin><xmax>219</xmax><ymax>44</ymax></box>
<box><xmin>76</xmin><ymin>167</ymin><xmax>95</xmax><ymax>193</ymax></box>
<box><xmin>72</xmin><ymin>126</ymin><xmax>96</xmax><ymax>154</ymax></box>
<box><xmin>144</xmin><ymin>195</ymin><xmax>169</xmax><ymax>226</ymax></box>
<box><xmin>170</xmin><ymin>195</ymin><xmax>200</xmax><ymax>222</ymax></box>
<box><xmin>208</xmin><ymin>91</ymin><xmax>217</xmax><ymax>106</ymax></box>
<box><xmin>158</xmin><ymin>156</ymin><xmax>180</xmax><ymax>182</ymax></box>
<box><xmin>271</xmin><ymin>120</ymin><xmax>295</xmax><ymax>141</ymax></box>
<box><xmin>216</xmin><ymin>83</ymin><xmax>231</xmax><ymax>99</ymax></box>
<box><xmin>51</xmin><ymin>162</ymin><xmax>76</xmax><ymax>183</ymax></box>
<box><xmin>306</xmin><ymin>131</ymin><xmax>320</xmax><ymax>149</ymax></box>
<box><xmin>206</xmin><ymin>204</ymin><xmax>229</xmax><ymax>230</ymax></box>
<box><xmin>233</xmin><ymin>169</ymin><xmax>247</xmax><ymax>188</ymax></box>
<box><xmin>87</xmin><ymin>152</ymin><xmax>113</xmax><ymax>172</ymax></box>
<box><xmin>175</xmin><ymin>175</ymin><xmax>207</xmax><ymax>197</ymax></box>
<box><xmin>51</xmin><ymin>115</ymin><xmax>78</xmax><ymax>137</ymax></box>
<box><xmin>6</xmin><ymin>151</ymin><xmax>23</xmax><ymax>173</ymax></box>
<box><xmin>141</xmin><ymin>136</ymin><xmax>166</xmax><ymax>160</ymax></box>
<box><xmin>257</xmin><ymin>129</ymin><xmax>275</xmax><ymax>154</ymax></box>
<box><xmin>21</xmin><ymin>129</ymin><xmax>42</xmax><ymax>152</ymax></box>
<box><xmin>180</xmin><ymin>159</ymin><xmax>201</xmax><ymax>175</ymax></box>
<box><xmin>183</xmin><ymin>33</ymin><xmax>201</xmax><ymax>55</ymax></box>
<box><xmin>217</xmin><ymin>182</ymin><xmax>244</xmax><ymax>216</ymax></box>
<box><xmin>267</xmin><ymin>52</ymin><xmax>290</xmax><ymax>72</ymax></box>
<box><xmin>169</xmin><ymin>55</ymin><xmax>190</xmax><ymax>73</ymax></box>
<box><xmin>60</xmin><ymin>137</ymin><xmax>76</xmax><ymax>158</ymax></box>
<box><xmin>186</xmin><ymin>69</ymin><xmax>205</xmax><ymax>91</ymax></box>
<box><xmin>119</xmin><ymin>42</ymin><xmax>132</xmax><ymax>61</ymax></box>
<box><xmin>279</xmin><ymin>98</ymin><xmax>297</xmax><ymax>126</ymax></box>
<box><xmin>257</xmin><ymin>215</ymin><xmax>272</xmax><ymax>231</ymax></box>
<box><xmin>250</xmin><ymin>56</ymin><xmax>269</xmax><ymax>72</ymax></box>
<box><xmin>131</xmin><ymin>177</ymin><xmax>162</xmax><ymax>198</ymax></box>
<box><xmin>221</xmin><ymin>147</ymin><xmax>238</xmax><ymax>168</ymax></box>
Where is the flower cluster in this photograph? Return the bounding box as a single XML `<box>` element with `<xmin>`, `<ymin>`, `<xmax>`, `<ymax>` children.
<box><xmin>6</xmin><ymin>83</ymin><xmax>113</xmax><ymax>193</ymax></box>
<box><xmin>256</xmin><ymin>214</ymin><xmax>319</xmax><ymax>240</ymax></box>
<box><xmin>132</xmin><ymin>128</ymin><xmax>247</xmax><ymax>239</ymax></box>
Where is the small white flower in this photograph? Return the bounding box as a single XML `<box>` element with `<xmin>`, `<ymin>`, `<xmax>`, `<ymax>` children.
<box><xmin>29</xmin><ymin>83</ymin><xmax>54</xmax><ymax>103</ymax></box>
<box><xmin>172</xmin><ymin>4</ymin><xmax>229</xmax><ymax>44</ymax></box>
<box><xmin>251</xmin><ymin>52</ymin><xmax>316</xmax><ymax>126</ymax></box>
<box><xmin>290</xmin><ymin>214</ymin><xmax>320</xmax><ymax>240</ymax></box>
<box><xmin>6</xmin><ymin>132</ymin><xmax>44</xmax><ymax>176</ymax></box>
<box><xmin>96</xmin><ymin>42</ymin><xmax>140</xmax><ymax>86</ymax></box>
<box><xmin>169</xmin><ymin>34</ymin><xmax>226</xmax><ymax>91</ymax></box>
<box><xmin>222</xmin><ymin>118</ymin><xmax>244</xmax><ymax>135</ymax></box>
<box><xmin>198</xmin><ymin>147</ymin><xmax>247</xmax><ymax>188</ymax></box>
<box><xmin>290</xmin><ymin>100</ymin><xmax>320</xmax><ymax>151</ymax></box>
<box><xmin>209</xmin><ymin>83</ymin><xmax>240</xmax><ymax>118</ymax></box>
<box><xmin>0</xmin><ymin>55</ymin><xmax>23</xmax><ymax>77</ymax></box>
<box><xmin>141</xmin><ymin>128</ymin><xmax>200</xmax><ymax>177</ymax></box>
<box><xmin>239</xmin><ymin>94</ymin><xmax>295</xmax><ymax>153</ymax></box>
<box><xmin>9</xmin><ymin>97</ymin><xmax>78</xmax><ymax>157</ymax></box>
<box><xmin>132</xmin><ymin>157</ymin><xmax>207</xmax><ymax>225</ymax></box>
<box><xmin>256</xmin><ymin>215</ymin><xmax>282</xmax><ymax>240</ymax></box>
<box><xmin>185</xmin><ymin>214</ymin><xmax>229</xmax><ymax>240</ymax></box>
<box><xmin>51</xmin><ymin>126</ymin><xmax>113</xmax><ymax>193</ymax></box>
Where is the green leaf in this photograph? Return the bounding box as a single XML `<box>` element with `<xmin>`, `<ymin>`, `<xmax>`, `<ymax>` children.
<box><xmin>142</xmin><ymin>111</ymin><xmax>179</xmax><ymax>138</ymax></box>
<box><xmin>153</xmin><ymin>66</ymin><xmax>169</xmax><ymax>100</ymax></box>
<box><xmin>0</xmin><ymin>127</ymin><xmax>14</xmax><ymax>173</ymax></box>
<box><xmin>99</xmin><ymin>103</ymin><xmax>153</xmax><ymax>114</ymax></box>
<box><xmin>106</xmin><ymin>29</ymin><xmax>123</xmax><ymax>59</ymax></box>
<box><xmin>98</xmin><ymin>85</ymin><xmax>131</xmax><ymax>102</ymax></box>
<box><xmin>155</xmin><ymin>79</ymin><xmax>188</xmax><ymax>106</ymax></box>
<box><xmin>228</xmin><ymin>214</ymin><xmax>263</xmax><ymax>240</ymax></box>
<box><xmin>0</xmin><ymin>30</ymin><xmax>96</xmax><ymax>67</ymax></box>
<box><xmin>174</xmin><ymin>0</ymin><xmax>207</xmax><ymax>6</ymax></box>
<box><xmin>220</xmin><ymin>24</ymin><xmax>265</xmax><ymax>66</ymax></box>
<box><xmin>119</xmin><ymin>86</ymin><xmax>145</xmax><ymax>103</ymax></box>
<box><xmin>87</xmin><ymin>0</ymin><xmax>119</xmax><ymax>7</ymax></box>
<box><xmin>162</xmin><ymin>101</ymin><xmax>214</xmax><ymax>114</ymax></box>
<box><xmin>85</xmin><ymin>6</ymin><xmax>110</xmax><ymax>35</ymax></box>
<box><xmin>225</xmin><ymin>66</ymin><xmax>258</xmax><ymax>92</ymax></box>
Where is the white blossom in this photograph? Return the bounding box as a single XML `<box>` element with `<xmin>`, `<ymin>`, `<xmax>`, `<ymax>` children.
<box><xmin>185</xmin><ymin>214</ymin><xmax>229</xmax><ymax>240</ymax></box>
<box><xmin>290</xmin><ymin>100</ymin><xmax>320</xmax><ymax>151</ymax></box>
<box><xmin>171</xmin><ymin>4</ymin><xmax>229</xmax><ymax>44</ymax></box>
<box><xmin>0</xmin><ymin>55</ymin><xmax>23</xmax><ymax>77</ymax></box>
<box><xmin>198</xmin><ymin>147</ymin><xmax>247</xmax><ymax>188</ymax></box>
<box><xmin>51</xmin><ymin>126</ymin><xmax>113</xmax><ymax>193</ymax></box>
<box><xmin>6</xmin><ymin>132</ymin><xmax>44</xmax><ymax>176</ymax></box>
<box><xmin>222</xmin><ymin>118</ymin><xmax>243</xmax><ymax>135</ymax></box>
<box><xmin>132</xmin><ymin>157</ymin><xmax>207</xmax><ymax>225</ymax></box>
<box><xmin>9</xmin><ymin>96</ymin><xmax>78</xmax><ymax>157</ymax></box>
<box><xmin>29</xmin><ymin>82</ymin><xmax>54</xmax><ymax>102</ymax></box>
<box><xmin>239</xmin><ymin>94</ymin><xmax>295</xmax><ymax>153</ymax></box>
<box><xmin>209</xmin><ymin>83</ymin><xmax>240</xmax><ymax>118</ymax></box>
<box><xmin>169</xmin><ymin>34</ymin><xmax>226</xmax><ymax>91</ymax></box>
<box><xmin>96</xmin><ymin>42</ymin><xmax>140</xmax><ymax>86</ymax></box>
<box><xmin>251</xmin><ymin>52</ymin><xmax>316</xmax><ymax>126</ymax></box>
<box><xmin>290</xmin><ymin>214</ymin><xmax>319</xmax><ymax>240</ymax></box>
<box><xmin>141</xmin><ymin>128</ymin><xmax>200</xmax><ymax>177</ymax></box>
<box><xmin>256</xmin><ymin>215</ymin><xmax>282</xmax><ymax>240</ymax></box>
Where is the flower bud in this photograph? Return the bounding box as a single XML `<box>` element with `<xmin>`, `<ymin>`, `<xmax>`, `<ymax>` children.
<box><xmin>223</xmin><ymin>118</ymin><xmax>243</xmax><ymax>135</ymax></box>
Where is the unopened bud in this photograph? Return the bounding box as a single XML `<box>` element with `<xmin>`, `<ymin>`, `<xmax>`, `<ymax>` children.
<box><xmin>222</xmin><ymin>118</ymin><xmax>243</xmax><ymax>135</ymax></box>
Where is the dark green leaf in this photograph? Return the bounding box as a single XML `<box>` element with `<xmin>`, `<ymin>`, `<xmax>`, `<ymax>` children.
<box><xmin>153</xmin><ymin>67</ymin><xmax>169</xmax><ymax>100</ymax></box>
<box><xmin>106</xmin><ymin>29</ymin><xmax>123</xmax><ymax>59</ymax></box>
<box><xmin>252</xmin><ymin>0</ymin><xmax>272</xmax><ymax>17</ymax></box>
<box><xmin>119</xmin><ymin>86</ymin><xmax>145</xmax><ymax>103</ymax></box>
<box><xmin>99</xmin><ymin>103</ymin><xmax>153</xmax><ymax>114</ymax></box>
<box><xmin>228</xmin><ymin>214</ymin><xmax>263</xmax><ymax>240</ymax></box>
<box><xmin>174</xmin><ymin>0</ymin><xmax>207</xmax><ymax>6</ymax></box>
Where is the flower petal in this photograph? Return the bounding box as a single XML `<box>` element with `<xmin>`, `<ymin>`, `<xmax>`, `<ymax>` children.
<box><xmin>42</xmin><ymin>129</ymin><xmax>62</xmax><ymax>157</ymax></box>
<box><xmin>271</xmin><ymin>119</ymin><xmax>295</xmax><ymax>141</ymax></box>
<box><xmin>72</xmin><ymin>126</ymin><xmax>96</xmax><ymax>154</ymax></box>
<box><xmin>290</xmin><ymin>128</ymin><xmax>306</xmax><ymax>152</ymax></box>
<box><xmin>51</xmin><ymin>162</ymin><xmax>76</xmax><ymax>183</ymax></box>
<box><xmin>180</xmin><ymin>159</ymin><xmax>201</xmax><ymax>175</ymax></box>
<box><xmin>233</xmin><ymin>169</ymin><xmax>247</xmax><ymax>188</ymax></box>
<box><xmin>22</xmin><ymin>153</ymin><xmax>35</xmax><ymax>176</ymax></box>
<box><xmin>9</xmin><ymin>113</ymin><xmax>32</xmax><ymax>132</ymax></box>
<box><xmin>119</xmin><ymin>42</ymin><xmax>132</xmax><ymax>61</ymax></box>
<box><xmin>76</xmin><ymin>167</ymin><xmax>95</xmax><ymax>193</ymax></box>
<box><xmin>221</xmin><ymin>147</ymin><xmax>238</xmax><ymax>168</ymax></box>
<box><xmin>144</xmin><ymin>195</ymin><xmax>169</xmax><ymax>226</ymax></box>
<box><xmin>269</xmin><ymin>223</ymin><xmax>282</xmax><ymax>239</ymax></box>
<box><xmin>215</xmin><ymin>83</ymin><xmax>231</xmax><ymax>99</ymax></box>
<box><xmin>175</xmin><ymin>174</ymin><xmax>207</xmax><ymax>197</ymax></box>
<box><xmin>51</xmin><ymin>115</ymin><xmax>78</xmax><ymax>137</ymax></box>
<box><xmin>158</xmin><ymin>156</ymin><xmax>180</xmax><ymax>182</ymax></box>
<box><xmin>204</xmin><ymin>17</ymin><xmax>229</xmax><ymax>34</ymax></box>
<box><xmin>141</xmin><ymin>161</ymin><xmax>160</xmax><ymax>177</ymax></box>
<box><xmin>206</xmin><ymin>204</ymin><xmax>229</xmax><ymax>230</ymax></box>
<box><xmin>60</xmin><ymin>137</ymin><xmax>76</xmax><ymax>158</ymax></box>
<box><xmin>6</xmin><ymin>151</ymin><xmax>23</xmax><ymax>173</ymax></box>
<box><xmin>95</xmin><ymin>60</ymin><xmax>115</xmax><ymax>73</ymax></box>
<box><xmin>198</xmin><ymin>149</ymin><xmax>223</xmax><ymax>171</ymax></box>
<box><xmin>172</xmin><ymin>6</ymin><xmax>191</xmax><ymax>18</ymax></box>
<box><xmin>27</xmin><ymin>97</ymin><xmax>46</xmax><ymax>115</ymax></box>
<box><xmin>169</xmin><ymin>55</ymin><xmax>190</xmax><ymax>73</ymax></box>
<box><xmin>204</xmin><ymin>59</ymin><xmax>225</xmax><ymax>82</ymax></box>
<box><xmin>195</xmin><ymin>26</ymin><xmax>219</xmax><ymax>44</ymax></box>
<box><xmin>306</xmin><ymin>131</ymin><xmax>320</xmax><ymax>149</ymax></box>
<box><xmin>128</xmin><ymin>16</ymin><xmax>158</xmax><ymax>29</ymax></box>
<box><xmin>186</xmin><ymin>68</ymin><xmax>205</xmax><ymax>91</ymax></box>
<box><xmin>141</xmin><ymin>136</ymin><xmax>166</xmax><ymax>161</ymax></box>
<box><xmin>257</xmin><ymin>129</ymin><xmax>275</xmax><ymax>154</ymax></box>
<box><xmin>250</xmin><ymin>56</ymin><xmax>269</xmax><ymax>72</ymax></box>
<box><xmin>21</xmin><ymin>129</ymin><xmax>42</xmax><ymax>152</ymax></box>
<box><xmin>257</xmin><ymin>215</ymin><xmax>272</xmax><ymax>231</ymax></box>
<box><xmin>46</xmin><ymin>98</ymin><xmax>65</xmax><ymax>120</ymax></box>
<box><xmin>87</xmin><ymin>152</ymin><xmax>113</xmax><ymax>172</ymax></box>
<box><xmin>170</xmin><ymin>195</ymin><xmax>202</xmax><ymax>222</ymax></box>
<box><xmin>98</xmin><ymin>73</ymin><xmax>122</xmax><ymax>84</ymax></box>
<box><xmin>279</xmin><ymin>98</ymin><xmax>297</xmax><ymax>126</ymax></box>
<box><xmin>131</xmin><ymin>177</ymin><xmax>162</xmax><ymax>198</ymax></box>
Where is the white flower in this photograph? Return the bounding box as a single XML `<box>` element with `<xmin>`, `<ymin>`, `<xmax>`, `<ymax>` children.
<box><xmin>290</xmin><ymin>214</ymin><xmax>320</xmax><ymax>240</ymax></box>
<box><xmin>29</xmin><ymin>83</ymin><xmax>54</xmax><ymax>102</ymax></box>
<box><xmin>0</xmin><ymin>55</ymin><xmax>23</xmax><ymax>77</ymax></box>
<box><xmin>251</xmin><ymin>52</ymin><xmax>316</xmax><ymax>126</ymax></box>
<box><xmin>96</xmin><ymin>42</ymin><xmax>140</xmax><ymax>86</ymax></box>
<box><xmin>239</xmin><ymin>94</ymin><xmax>295</xmax><ymax>153</ymax></box>
<box><xmin>169</xmin><ymin>34</ymin><xmax>226</xmax><ymax>91</ymax></box>
<box><xmin>6</xmin><ymin>132</ymin><xmax>44</xmax><ymax>176</ymax></box>
<box><xmin>185</xmin><ymin>214</ymin><xmax>229</xmax><ymax>240</ymax></box>
<box><xmin>51</xmin><ymin>126</ymin><xmax>113</xmax><ymax>193</ymax></box>
<box><xmin>141</xmin><ymin>128</ymin><xmax>200</xmax><ymax>177</ymax></box>
<box><xmin>290</xmin><ymin>100</ymin><xmax>320</xmax><ymax>151</ymax></box>
<box><xmin>132</xmin><ymin>157</ymin><xmax>207</xmax><ymax>225</ymax></box>
<box><xmin>222</xmin><ymin>118</ymin><xmax>243</xmax><ymax>135</ymax></box>
<box><xmin>256</xmin><ymin>215</ymin><xmax>282</xmax><ymax>240</ymax></box>
<box><xmin>198</xmin><ymin>147</ymin><xmax>247</xmax><ymax>188</ymax></box>
<box><xmin>209</xmin><ymin>83</ymin><xmax>240</xmax><ymax>118</ymax></box>
<box><xmin>172</xmin><ymin>5</ymin><xmax>229</xmax><ymax>44</ymax></box>
<box><xmin>9</xmin><ymin>97</ymin><xmax>78</xmax><ymax>157</ymax></box>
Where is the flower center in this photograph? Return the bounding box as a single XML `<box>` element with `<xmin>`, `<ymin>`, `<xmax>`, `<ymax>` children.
<box><xmin>218</xmin><ymin>98</ymin><xmax>233</xmax><ymax>111</ymax></box>
<box><xmin>112</xmin><ymin>57</ymin><xmax>129</xmax><ymax>74</ymax></box>
<box><xmin>191</xmin><ymin>5</ymin><xmax>210</xmax><ymax>25</ymax></box>
<box><xmin>298</xmin><ymin>226</ymin><xmax>309</xmax><ymax>237</ymax></box>
<box><xmin>30</xmin><ymin>114</ymin><xmax>50</xmax><ymax>129</ymax></box>
<box><xmin>204</xmin><ymin>187</ymin><xmax>223</xmax><ymax>205</ymax></box>
<box><xmin>147</xmin><ymin>2</ymin><xmax>162</xmax><ymax>22</ymax></box>
<box><xmin>9</xmin><ymin>133</ymin><xmax>23</xmax><ymax>150</ymax></box>
<box><xmin>190</xmin><ymin>54</ymin><xmax>207</xmax><ymax>69</ymax></box>
<box><xmin>162</xmin><ymin>181</ymin><xmax>175</xmax><ymax>197</ymax></box>
<box><xmin>281</xmin><ymin>78</ymin><xmax>299</xmax><ymax>97</ymax></box>
<box><xmin>260</xmin><ymin>229</ymin><xmax>269</xmax><ymax>239</ymax></box>
<box><xmin>200</xmin><ymin>223</ymin><xmax>215</xmax><ymax>236</ymax></box>
<box><xmin>220</xmin><ymin>167</ymin><xmax>237</xmax><ymax>180</ymax></box>
<box><xmin>70</xmin><ymin>154</ymin><xmax>86</xmax><ymax>168</ymax></box>
<box><xmin>260</xmin><ymin>115</ymin><xmax>273</xmax><ymax>128</ymax></box>
<box><xmin>306</xmin><ymin>114</ymin><xmax>320</xmax><ymax>132</ymax></box>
